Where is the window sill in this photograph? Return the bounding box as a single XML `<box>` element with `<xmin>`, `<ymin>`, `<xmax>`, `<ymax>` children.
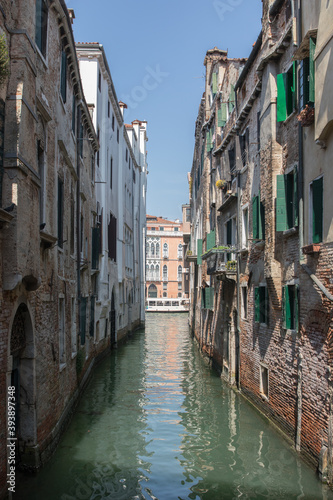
<box><xmin>240</xmin><ymin>164</ymin><xmax>248</xmax><ymax>175</ymax></box>
<box><xmin>283</xmin><ymin>227</ymin><xmax>298</xmax><ymax>237</ymax></box>
<box><xmin>71</xmin><ymin>352</ymin><xmax>77</xmax><ymax>360</ymax></box>
<box><xmin>59</xmin><ymin>362</ymin><xmax>66</xmax><ymax>372</ymax></box>
<box><xmin>260</xmin><ymin>393</ymin><xmax>269</xmax><ymax>402</ymax></box>
<box><xmin>35</xmin><ymin>45</ymin><xmax>48</xmax><ymax>69</ymax></box>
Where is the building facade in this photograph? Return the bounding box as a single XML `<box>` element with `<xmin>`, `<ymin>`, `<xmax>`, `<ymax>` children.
<box><xmin>0</xmin><ymin>3</ymin><xmax>147</xmax><ymax>498</ymax></box>
<box><xmin>76</xmin><ymin>44</ymin><xmax>148</xmax><ymax>343</ymax></box>
<box><xmin>188</xmin><ymin>0</ymin><xmax>333</xmax><ymax>483</ymax></box>
<box><xmin>146</xmin><ymin>215</ymin><xmax>188</xmax><ymax>304</ymax></box>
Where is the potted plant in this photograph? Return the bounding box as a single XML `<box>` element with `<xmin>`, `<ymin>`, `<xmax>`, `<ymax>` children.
<box><xmin>297</xmin><ymin>105</ymin><xmax>314</xmax><ymax>127</ymax></box>
<box><xmin>216</xmin><ymin>179</ymin><xmax>227</xmax><ymax>190</ymax></box>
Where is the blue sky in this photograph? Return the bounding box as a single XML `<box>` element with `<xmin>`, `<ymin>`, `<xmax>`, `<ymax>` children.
<box><xmin>69</xmin><ymin>0</ymin><xmax>262</xmax><ymax>221</ymax></box>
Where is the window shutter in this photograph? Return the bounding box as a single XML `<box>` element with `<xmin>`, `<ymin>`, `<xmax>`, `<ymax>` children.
<box><xmin>265</xmin><ymin>286</ymin><xmax>269</xmax><ymax>326</ymax></box>
<box><xmin>36</xmin><ymin>0</ymin><xmax>42</xmax><ymax>50</ymax></box>
<box><xmin>218</xmin><ymin>106</ymin><xmax>226</xmax><ymax>127</ymax></box>
<box><xmin>309</xmin><ymin>38</ymin><xmax>316</xmax><ymax>103</ymax></box>
<box><xmin>207</xmin><ymin>230</ymin><xmax>216</xmax><ymax>251</ymax></box>
<box><xmin>312</xmin><ymin>177</ymin><xmax>323</xmax><ymax>243</ymax></box>
<box><xmin>282</xmin><ymin>285</ymin><xmax>286</xmax><ymax>329</ymax></box>
<box><xmin>277</xmin><ymin>73</ymin><xmax>287</xmax><ymax>122</ymax></box>
<box><xmin>197</xmin><ymin>239</ymin><xmax>203</xmax><ymax>265</ymax></box>
<box><xmin>293</xmin><ymin>168</ymin><xmax>299</xmax><ymax>227</ymax></box>
<box><xmin>91</xmin><ymin>227</ymin><xmax>100</xmax><ymax>270</ymax></box>
<box><xmin>292</xmin><ymin>61</ymin><xmax>297</xmax><ymax>110</ymax></box>
<box><xmin>252</xmin><ymin>196</ymin><xmax>258</xmax><ymax>239</ymax></box>
<box><xmin>228</xmin><ymin>85</ymin><xmax>235</xmax><ymax>113</ymax></box>
<box><xmin>285</xmin><ymin>285</ymin><xmax>291</xmax><ymax>329</ymax></box>
<box><xmin>206</xmin><ymin>129</ymin><xmax>212</xmax><ymax>152</ymax></box>
<box><xmin>255</xmin><ymin>287</ymin><xmax>260</xmax><ymax>322</ymax></box>
<box><xmin>89</xmin><ymin>296</ymin><xmax>95</xmax><ymax>337</ymax></box>
<box><xmin>212</xmin><ymin>72</ymin><xmax>218</xmax><ymax>95</ymax></box>
<box><xmin>295</xmin><ymin>284</ymin><xmax>299</xmax><ymax>332</ymax></box>
<box><xmin>259</xmin><ymin>198</ymin><xmax>265</xmax><ymax>240</ymax></box>
<box><xmin>201</xmin><ymin>288</ymin><xmax>205</xmax><ymax>309</ymax></box>
<box><xmin>276</xmin><ymin>175</ymin><xmax>287</xmax><ymax>232</ymax></box>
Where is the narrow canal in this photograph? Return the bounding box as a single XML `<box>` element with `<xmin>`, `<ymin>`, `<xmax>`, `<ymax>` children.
<box><xmin>18</xmin><ymin>314</ymin><xmax>333</xmax><ymax>499</ymax></box>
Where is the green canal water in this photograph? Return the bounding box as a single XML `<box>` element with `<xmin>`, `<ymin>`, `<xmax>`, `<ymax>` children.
<box><xmin>17</xmin><ymin>313</ymin><xmax>333</xmax><ymax>499</ymax></box>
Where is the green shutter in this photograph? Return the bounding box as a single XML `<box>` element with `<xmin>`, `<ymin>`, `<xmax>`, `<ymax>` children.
<box><xmin>206</xmin><ymin>129</ymin><xmax>212</xmax><ymax>152</ymax></box>
<box><xmin>293</xmin><ymin>168</ymin><xmax>299</xmax><ymax>227</ymax></box>
<box><xmin>201</xmin><ymin>288</ymin><xmax>205</xmax><ymax>309</ymax></box>
<box><xmin>207</xmin><ymin>230</ymin><xmax>216</xmax><ymax>251</ymax></box>
<box><xmin>259</xmin><ymin>199</ymin><xmax>265</xmax><ymax>240</ymax></box>
<box><xmin>265</xmin><ymin>286</ymin><xmax>269</xmax><ymax>325</ymax></box>
<box><xmin>255</xmin><ymin>287</ymin><xmax>260</xmax><ymax>322</ymax></box>
<box><xmin>309</xmin><ymin>38</ymin><xmax>316</xmax><ymax>103</ymax></box>
<box><xmin>252</xmin><ymin>196</ymin><xmax>259</xmax><ymax>239</ymax></box>
<box><xmin>218</xmin><ymin>105</ymin><xmax>226</xmax><ymax>127</ymax></box>
<box><xmin>197</xmin><ymin>239</ymin><xmax>203</xmax><ymax>265</ymax></box>
<box><xmin>277</xmin><ymin>73</ymin><xmax>288</xmax><ymax>122</ymax></box>
<box><xmin>312</xmin><ymin>177</ymin><xmax>323</xmax><ymax>243</ymax></box>
<box><xmin>282</xmin><ymin>286</ymin><xmax>286</xmax><ymax>328</ymax></box>
<box><xmin>212</xmin><ymin>72</ymin><xmax>218</xmax><ymax>95</ymax></box>
<box><xmin>285</xmin><ymin>285</ymin><xmax>291</xmax><ymax>329</ymax></box>
<box><xmin>228</xmin><ymin>85</ymin><xmax>235</xmax><ymax>113</ymax></box>
<box><xmin>295</xmin><ymin>284</ymin><xmax>299</xmax><ymax>332</ymax></box>
<box><xmin>276</xmin><ymin>175</ymin><xmax>287</xmax><ymax>232</ymax></box>
<box><xmin>292</xmin><ymin>61</ymin><xmax>297</xmax><ymax>111</ymax></box>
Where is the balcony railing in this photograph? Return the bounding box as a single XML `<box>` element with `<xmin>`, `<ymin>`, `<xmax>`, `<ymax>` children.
<box><xmin>201</xmin><ymin>246</ymin><xmax>237</xmax><ymax>276</ymax></box>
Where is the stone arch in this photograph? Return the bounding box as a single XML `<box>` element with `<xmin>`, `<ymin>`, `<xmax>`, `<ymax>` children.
<box><xmin>148</xmin><ymin>284</ymin><xmax>157</xmax><ymax>298</ymax></box>
<box><xmin>8</xmin><ymin>302</ymin><xmax>37</xmax><ymax>466</ymax></box>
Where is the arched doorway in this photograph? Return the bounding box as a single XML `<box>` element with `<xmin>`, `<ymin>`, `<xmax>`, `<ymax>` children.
<box><xmin>148</xmin><ymin>284</ymin><xmax>157</xmax><ymax>298</ymax></box>
<box><xmin>9</xmin><ymin>303</ymin><xmax>37</xmax><ymax>465</ymax></box>
<box><xmin>110</xmin><ymin>290</ymin><xmax>116</xmax><ymax>346</ymax></box>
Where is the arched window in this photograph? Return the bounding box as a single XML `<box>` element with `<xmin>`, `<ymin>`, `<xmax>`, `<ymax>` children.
<box><xmin>146</xmin><ymin>242</ymin><xmax>150</xmax><ymax>257</ymax></box>
<box><xmin>156</xmin><ymin>242</ymin><xmax>160</xmax><ymax>257</ymax></box>
<box><xmin>151</xmin><ymin>242</ymin><xmax>155</xmax><ymax>256</ymax></box>
<box><xmin>163</xmin><ymin>243</ymin><xmax>168</xmax><ymax>258</ymax></box>
<box><xmin>155</xmin><ymin>264</ymin><xmax>160</xmax><ymax>281</ymax></box>
<box><xmin>163</xmin><ymin>265</ymin><xmax>168</xmax><ymax>280</ymax></box>
<box><xmin>178</xmin><ymin>265</ymin><xmax>182</xmax><ymax>281</ymax></box>
<box><xmin>148</xmin><ymin>284</ymin><xmax>157</xmax><ymax>298</ymax></box>
<box><xmin>178</xmin><ymin>243</ymin><xmax>183</xmax><ymax>259</ymax></box>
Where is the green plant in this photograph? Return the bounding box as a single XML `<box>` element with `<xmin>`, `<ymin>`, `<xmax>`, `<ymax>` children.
<box><xmin>226</xmin><ymin>260</ymin><xmax>237</xmax><ymax>271</ymax></box>
<box><xmin>0</xmin><ymin>33</ymin><xmax>9</xmax><ymax>85</ymax></box>
<box><xmin>216</xmin><ymin>179</ymin><xmax>227</xmax><ymax>189</ymax></box>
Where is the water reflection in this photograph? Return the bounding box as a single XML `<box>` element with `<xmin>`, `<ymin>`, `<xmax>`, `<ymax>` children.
<box><xmin>17</xmin><ymin>314</ymin><xmax>333</xmax><ymax>500</ymax></box>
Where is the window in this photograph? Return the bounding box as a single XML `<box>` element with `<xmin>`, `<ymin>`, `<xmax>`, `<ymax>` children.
<box><xmin>96</xmin><ymin>128</ymin><xmax>100</xmax><ymax>167</ymax></box>
<box><xmin>186</xmin><ymin>207</ymin><xmax>191</xmax><ymax>222</ymax></box>
<box><xmin>299</xmin><ymin>38</ymin><xmax>316</xmax><ymax>109</ymax></box>
<box><xmin>126</xmin><ymin>149</ymin><xmax>128</xmax><ymax>162</ymax></box>
<box><xmin>37</xmin><ymin>139</ymin><xmax>45</xmax><ymax>225</ymax></box>
<box><xmin>148</xmin><ymin>284</ymin><xmax>157</xmax><ymax>298</ymax></box>
<box><xmin>59</xmin><ymin>298</ymin><xmax>65</xmax><ymax>365</ymax></box>
<box><xmin>156</xmin><ymin>242</ymin><xmax>160</xmax><ymax>257</ymax></box>
<box><xmin>241</xmin><ymin>286</ymin><xmax>248</xmax><ymax>319</ymax></box>
<box><xmin>239</xmin><ymin>129</ymin><xmax>249</xmax><ymax>167</ymax></box>
<box><xmin>110</xmin><ymin>156</ymin><xmax>113</xmax><ymax>189</ymax></box>
<box><xmin>282</xmin><ymin>284</ymin><xmax>299</xmax><ymax>331</ymax></box>
<box><xmin>108</xmin><ymin>100</ymin><xmax>110</xmax><ymax>118</ymax></box>
<box><xmin>112</xmin><ymin>114</ymin><xmax>115</xmax><ymax>131</ymax></box>
<box><xmin>277</xmin><ymin>62</ymin><xmax>296</xmax><ymax>121</ymax></box>
<box><xmin>98</xmin><ymin>70</ymin><xmax>101</xmax><ymax>92</ymax></box>
<box><xmin>70</xmin><ymin>193</ymin><xmax>75</xmax><ymax>254</ymax></box>
<box><xmin>163</xmin><ymin>292</ymin><xmax>167</xmax><ymax>297</ymax></box>
<box><xmin>163</xmin><ymin>243</ymin><xmax>168</xmax><ymax>258</ymax></box>
<box><xmin>228</xmin><ymin>84</ymin><xmax>235</xmax><ymax>113</ymax></box>
<box><xmin>254</xmin><ymin>285</ymin><xmax>269</xmax><ymax>325</ymax></box>
<box><xmin>218</xmin><ymin>101</ymin><xmax>227</xmax><ymax>127</ymax></box>
<box><xmin>178</xmin><ymin>265</ymin><xmax>182</xmax><ymax>281</ymax></box>
<box><xmin>252</xmin><ymin>194</ymin><xmax>265</xmax><ymax>240</ymax></box>
<box><xmin>257</xmin><ymin>111</ymin><xmax>261</xmax><ymax>151</ymax></box>
<box><xmin>108</xmin><ymin>213</ymin><xmax>117</xmax><ymax>261</ymax></box>
<box><xmin>57</xmin><ymin>177</ymin><xmax>64</xmax><ymax>248</ymax></box>
<box><xmin>206</xmin><ymin>128</ymin><xmax>213</xmax><ymax>152</ymax></box>
<box><xmin>117</xmin><ymin>127</ymin><xmax>119</xmax><ymax>143</ymax></box>
<box><xmin>276</xmin><ymin>168</ymin><xmax>298</xmax><ymax>231</ymax></box>
<box><xmin>178</xmin><ymin>282</ymin><xmax>182</xmax><ymax>290</ymax></box>
<box><xmin>202</xmin><ymin>287</ymin><xmax>214</xmax><ymax>310</ymax></box>
<box><xmin>178</xmin><ymin>244</ymin><xmax>183</xmax><ymax>259</ymax></box>
<box><xmin>260</xmin><ymin>365</ymin><xmax>269</xmax><ymax>398</ymax></box>
<box><xmin>80</xmin><ymin>297</ymin><xmax>87</xmax><ymax>345</ymax></box>
<box><xmin>310</xmin><ymin>177</ymin><xmax>323</xmax><ymax>243</ymax></box>
<box><xmin>35</xmin><ymin>0</ymin><xmax>48</xmax><ymax>58</ymax></box>
<box><xmin>228</xmin><ymin>146</ymin><xmax>235</xmax><ymax>171</ymax></box>
<box><xmin>160</xmin><ymin>226</ymin><xmax>164</xmax><ymax>231</ymax></box>
<box><xmin>71</xmin><ymin>297</ymin><xmax>76</xmax><ymax>356</ymax></box>
<box><xmin>60</xmin><ymin>44</ymin><xmax>67</xmax><ymax>103</ymax></box>
<box><xmin>242</xmin><ymin>206</ymin><xmax>249</xmax><ymax>249</ymax></box>
<box><xmin>72</xmin><ymin>94</ymin><xmax>76</xmax><ymax>134</ymax></box>
<box><xmin>163</xmin><ymin>265</ymin><xmax>168</xmax><ymax>281</ymax></box>
<box><xmin>163</xmin><ymin>282</ymin><xmax>167</xmax><ymax>290</ymax></box>
<box><xmin>174</xmin><ymin>227</ymin><xmax>179</xmax><ymax>232</ymax></box>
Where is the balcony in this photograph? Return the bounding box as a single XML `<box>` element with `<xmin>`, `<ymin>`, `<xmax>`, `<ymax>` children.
<box><xmin>201</xmin><ymin>246</ymin><xmax>237</xmax><ymax>277</ymax></box>
<box><xmin>185</xmin><ymin>250</ymin><xmax>197</xmax><ymax>262</ymax></box>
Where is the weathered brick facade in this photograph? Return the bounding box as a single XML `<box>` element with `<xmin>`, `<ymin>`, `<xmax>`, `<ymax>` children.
<box><xmin>188</xmin><ymin>0</ymin><xmax>333</xmax><ymax>484</ymax></box>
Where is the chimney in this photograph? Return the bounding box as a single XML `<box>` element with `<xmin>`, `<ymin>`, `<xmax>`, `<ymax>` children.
<box><xmin>119</xmin><ymin>101</ymin><xmax>128</xmax><ymax>117</ymax></box>
<box><xmin>68</xmin><ymin>9</ymin><xmax>75</xmax><ymax>25</ymax></box>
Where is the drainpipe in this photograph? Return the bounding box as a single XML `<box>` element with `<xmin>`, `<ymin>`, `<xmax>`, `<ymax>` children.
<box><xmin>295</xmin><ymin>0</ymin><xmax>304</xmax><ymax>457</ymax></box>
